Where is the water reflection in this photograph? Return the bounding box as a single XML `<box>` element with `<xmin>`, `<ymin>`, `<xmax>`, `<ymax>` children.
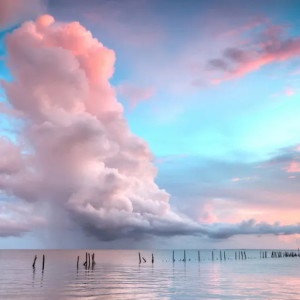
<box><xmin>32</xmin><ymin>268</ymin><xmax>36</xmax><ymax>288</ymax></box>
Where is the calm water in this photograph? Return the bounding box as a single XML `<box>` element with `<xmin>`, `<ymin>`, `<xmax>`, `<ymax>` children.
<box><xmin>0</xmin><ymin>249</ymin><xmax>299</xmax><ymax>299</ymax></box>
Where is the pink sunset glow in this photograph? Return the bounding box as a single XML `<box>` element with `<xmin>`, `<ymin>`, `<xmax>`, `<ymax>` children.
<box><xmin>0</xmin><ymin>1</ymin><xmax>300</xmax><ymax>250</ymax></box>
<box><xmin>209</xmin><ymin>23</ymin><xmax>300</xmax><ymax>84</ymax></box>
<box><xmin>284</xmin><ymin>162</ymin><xmax>300</xmax><ymax>173</ymax></box>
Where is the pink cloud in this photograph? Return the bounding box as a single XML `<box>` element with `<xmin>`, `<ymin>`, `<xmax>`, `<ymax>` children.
<box><xmin>208</xmin><ymin>23</ymin><xmax>300</xmax><ymax>83</ymax></box>
<box><xmin>0</xmin><ymin>201</ymin><xmax>45</xmax><ymax>237</ymax></box>
<box><xmin>232</xmin><ymin>178</ymin><xmax>240</xmax><ymax>182</ymax></box>
<box><xmin>116</xmin><ymin>83</ymin><xmax>155</xmax><ymax>109</ymax></box>
<box><xmin>283</xmin><ymin>162</ymin><xmax>300</xmax><ymax>173</ymax></box>
<box><xmin>2</xmin><ymin>14</ymin><xmax>210</xmax><ymax>241</ymax></box>
<box><xmin>231</xmin><ymin>176</ymin><xmax>256</xmax><ymax>182</ymax></box>
<box><xmin>285</xmin><ymin>88</ymin><xmax>294</xmax><ymax>96</ymax></box>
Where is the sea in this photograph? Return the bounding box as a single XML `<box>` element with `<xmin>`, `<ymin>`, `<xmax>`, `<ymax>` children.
<box><xmin>0</xmin><ymin>249</ymin><xmax>299</xmax><ymax>299</ymax></box>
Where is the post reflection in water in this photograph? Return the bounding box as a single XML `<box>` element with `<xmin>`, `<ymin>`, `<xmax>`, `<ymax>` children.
<box><xmin>40</xmin><ymin>270</ymin><xmax>44</xmax><ymax>288</ymax></box>
<box><xmin>1</xmin><ymin>249</ymin><xmax>300</xmax><ymax>299</ymax></box>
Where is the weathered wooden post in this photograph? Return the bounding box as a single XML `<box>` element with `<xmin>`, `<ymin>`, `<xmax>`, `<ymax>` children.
<box><xmin>139</xmin><ymin>252</ymin><xmax>141</xmax><ymax>264</ymax></box>
<box><xmin>92</xmin><ymin>253</ymin><xmax>96</xmax><ymax>265</ymax></box>
<box><xmin>83</xmin><ymin>252</ymin><xmax>87</xmax><ymax>267</ymax></box>
<box><xmin>152</xmin><ymin>253</ymin><xmax>154</xmax><ymax>264</ymax></box>
<box><xmin>88</xmin><ymin>253</ymin><xmax>91</xmax><ymax>269</ymax></box>
<box><xmin>212</xmin><ymin>251</ymin><xmax>214</xmax><ymax>261</ymax></box>
<box><xmin>77</xmin><ymin>256</ymin><xmax>79</xmax><ymax>269</ymax></box>
<box><xmin>235</xmin><ymin>251</ymin><xmax>237</xmax><ymax>260</ymax></box>
<box><xmin>220</xmin><ymin>251</ymin><xmax>222</xmax><ymax>261</ymax></box>
<box><xmin>183</xmin><ymin>250</ymin><xmax>186</xmax><ymax>262</ymax></box>
<box><xmin>198</xmin><ymin>250</ymin><xmax>200</xmax><ymax>262</ymax></box>
<box><xmin>32</xmin><ymin>255</ymin><xmax>37</xmax><ymax>269</ymax></box>
<box><xmin>224</xmin><ymin>251</ymin><xmax>226</xmax><ymax>260</ymax></box>
<box><xmin>173</xmin><ymin>250</ymin><xmax>175</xmax><ymax>262</ymax></box>
<box><xmin>42</xmin><ymin>255</ymin><xmax>45</xmax><ymax>270</ymax></box>
<box><xmin>142</xmin><ymin>257</ymin><xmax>146</xmax><ymax>263</ymax></box>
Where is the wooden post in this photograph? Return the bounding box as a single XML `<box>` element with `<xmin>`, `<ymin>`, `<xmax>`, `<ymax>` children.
<box><xmin>152</xmin><ymin>253</ymin><xmax>154</xmax><ymax>264</ymax></box>
<box><xmin>92</xmin><ymin>253</ymin><xmax>96</xmax><ymax>265</ymax></box>
<box><xmin>139</xmin><ymin>252</ymin><xmax>141</xmax><ymax>264</ymax></box>
<box><xmin>183</xmin><ymin>250</ymin><xmax>186</xmax><ymax>262</ymax></box>
<box><xmin>172</xmin><ymin>250</ymin><xmax>175</xmax><ymax>262</ymax></box>
<box><xmin>219</xmin><ymin>251</ymin><xmax>222</xmax><ymax>261</ymax></box>
<box><xmin>224</xmin><ymin>251</ymin><xmax>226</xmax><ymax>260</ymax></box>
<box><xmin>212</xmin><ymin>251</ymin><xmax>214</xmax><ymax>261</ymax></box>
<box><xmin>198</xmin><ymin>250</ymin><xmax>200</xmax><ymax>262</ymax></box>
<box><xmin>83</xmin><ymin>252</ymin><xmax>87</xmax><ymax>267</ymax></box>
<box><xmin>142</xmin><ymin>257</ymin><xmax>146</xmax><ymax>263</ymax></box>
<box><xmin>32</xmin><ymin>255</ymin><xmax>37</xmax><ymax>269</ymax></box>
<box><xmin>77</xmin><ymin>256</ymin><xmax>79</xmax><ymax>269</ymax></box>
<box><xmin>42</xmin><ymin>255</ymin><xmax>45</xmax><ymax>270</ymax></box>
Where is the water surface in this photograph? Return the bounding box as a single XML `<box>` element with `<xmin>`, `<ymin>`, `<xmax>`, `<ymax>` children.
<box><xmin>0</xmin><ymin>249</ymin><xmax>299</xmax><ymax>299</ymax></box>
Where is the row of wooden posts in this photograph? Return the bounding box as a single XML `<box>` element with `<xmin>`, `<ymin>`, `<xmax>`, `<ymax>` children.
<box><xmin>32</xmin><ymin>249</ymin><xmax>300</xmax><ymax>269</ymax></box>
<box><xmin>139</xmin><ymin>252</ymin><xmax>154</xmax><ymax>264</ymax></box>
<box><xmin>32</xmin><ymin>253</ymin><xmax>96</xmax><ymax>270</ymax></box>
<box><xmin>79</xmin><ymin>252</ymin><xmax>96</xmax><ymax>269</ymax></box>
<box><xmin>138</xmin><ymin>250</ymin><xmax>300</xmax><ymax>264</ymax></box>
<box><xmin>32</xmin><ymin>254</ymin><xmax>45</xmax><ymax>270</ymax></box>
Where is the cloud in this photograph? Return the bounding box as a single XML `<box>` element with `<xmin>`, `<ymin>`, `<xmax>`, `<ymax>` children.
<box><xmin>0</xmin><ymin>201</ymin><xmax>45</xmax><ymax>237</ymax></box>
<box><xmin>1</xmin><ymin>15</ymin><xmax>300</xmax><ymax>244</ymax></box>
<box><xmin>285</xmin><ymin>88</ymin><xmax>294</xmax><ymax>96</ymax></box>
<box><xmin>231</xmin><ymin>177</ymin><xmax>256</xmax><ymax>182</ymax></box>
<box><xmin>202</xmin><ymin>219</ymin><xmax>300</xmax><ymax>239</ymax></box>
<box><xmin>157</xmin><ymin>144</ymin><xmax>300</xmax><ymax>227</ymax></box>
<box><xmin>283</xmin><ymin>162</ymin><xmax>300</xmax><ymax>173</ymax></box>
<box><xmin>116</xmin><ymin>83</ymin><xmax>155</xmax><ymax>109</ymax></box>
<box><xmin>0</xmin><ymin>15</ymin><xmax>174</xmax><ymax>241</ymax></box>
<box><xmin>0</xmin><ymin>0</ymin><xmax>46</xmax><ymax>30</ymax></box>
<box><xmin>207</xmin><ymin>23</ymin><xmax>300</xmax><ymax>83</ymax></box>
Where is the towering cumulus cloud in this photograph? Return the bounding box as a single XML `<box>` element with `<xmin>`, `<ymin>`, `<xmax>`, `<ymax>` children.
<box><xmin>1</xmin><ymin>15</ymin><xmax>193</xmax><ymax>240</ymax></box>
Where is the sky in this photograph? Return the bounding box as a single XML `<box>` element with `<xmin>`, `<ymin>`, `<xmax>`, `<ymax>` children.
<box><xmin>0</xmin><ymin>0</ymin><xmax>300</xmax><ymax>249</ymax></box>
